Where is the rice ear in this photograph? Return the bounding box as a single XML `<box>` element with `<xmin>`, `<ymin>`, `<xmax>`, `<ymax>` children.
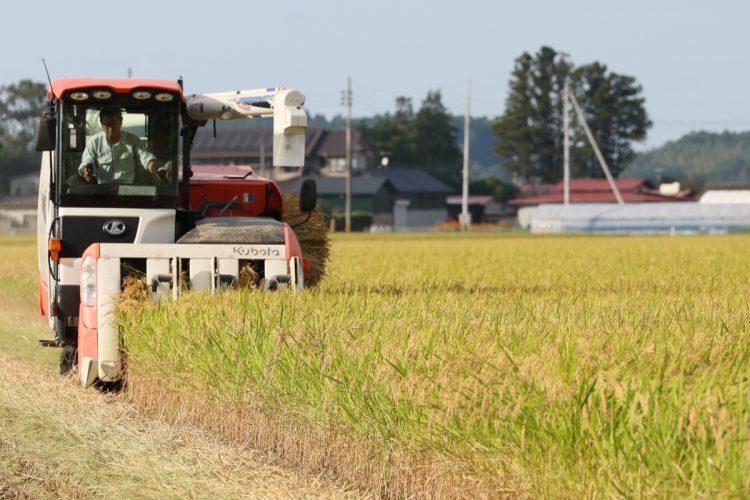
<box><xmin>282</xmin><ymin>193</ymin><xmax>330</xmax><ymax>288</ymax></box>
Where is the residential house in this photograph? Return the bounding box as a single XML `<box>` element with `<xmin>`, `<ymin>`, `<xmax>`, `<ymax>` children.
<box><xmin>368</xmin><ymin>168</ymin><xmax>453</xmax><ymax>228</ymax></box>
<box><xmin>191</xmin><ymin>126</ymin><xmax>372</xmax><ymax>180</ymax></box>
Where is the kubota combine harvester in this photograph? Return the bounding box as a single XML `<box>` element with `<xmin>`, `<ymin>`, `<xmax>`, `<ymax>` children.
<box><xmin>35</xmin><ymin>78</ymin><xmax>318</xmax><ymax>386</ymax></box>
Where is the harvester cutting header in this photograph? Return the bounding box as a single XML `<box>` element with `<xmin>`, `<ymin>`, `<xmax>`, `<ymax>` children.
<box><xmin>35</xmin><ymin>77</ymin><xmax>319</xmax><ymax>387</ymax></box>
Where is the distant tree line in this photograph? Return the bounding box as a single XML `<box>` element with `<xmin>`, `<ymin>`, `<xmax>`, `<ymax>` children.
<box><xmin>311</xmin><ymin>111</ymin><xmax>502</xmax><ymax>184</ymax></box>
<box><xmin>353</xmin><ymin>95</ymin><xmax>517</xmax><ymax>196</ymax></box>
<box><xmin>357</xmin><ymin>91</ymin><xmax>462</xmax><ymax>187</ymax></box>
<box><xmin>624</xmin><ymin>131</ymin><xmax>750</xmax><ymax>186</ymax></box>
<box><xmin>0</xmin><ymin>80</ymin><xmax>46</xmax><ymax>193</ymax></box>
<box><xmin>334</xmin><ymin>46</ymin><xmax>653</xmax><ymax>190</ymax></box>
<box><xmin>1</xmin><ymin>49</ymin><xmax>694</xmax><ymax>198</ymax></box>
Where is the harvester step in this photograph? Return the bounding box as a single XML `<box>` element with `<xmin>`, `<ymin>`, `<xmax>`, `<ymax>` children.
<box><xmin>38</xmin><ymin>339</ymin><xmax>64</xmax><ymax>348</ymax></box>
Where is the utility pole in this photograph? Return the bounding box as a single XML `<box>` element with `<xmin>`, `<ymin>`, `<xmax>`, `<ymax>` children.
<box><xmin>563</xmin><ymin>81</ymin><xmax>570</xmax><ymax>205</ymax></box>
<box><xmin>459</xmin><ymin>80</ymin><xmax>472</xmax><ymax>230</ymax></box>
<box><xmin>342</xmin><ymin>78</ymin><xmax>352</xmax><ymax>232</ymax></box>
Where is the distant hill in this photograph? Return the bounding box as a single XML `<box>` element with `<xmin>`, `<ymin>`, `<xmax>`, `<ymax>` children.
<box><xmin>624</xmin><ymin>131</ymin><xmax>750</xmax><ymax>184</ymax></box>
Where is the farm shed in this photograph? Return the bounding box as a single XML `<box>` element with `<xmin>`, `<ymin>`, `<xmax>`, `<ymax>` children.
<box><xmin>528</xmin><ymin>203</ymin><xmax>750</xmax><ymax>234</ymax></box>
<box><xmin>368</xmin><ymin>168</ymin><xmax>452</xmax><ymax>229</ymax></box>
<box><xmin>511</xmin><ymin>178</ymin><xmax>694</xmax><ymax>206</ymax></box>
<box><xmin>282</xmin><ymin>169</ymin><xmax>452</xmax><ymax>230</ymax></box>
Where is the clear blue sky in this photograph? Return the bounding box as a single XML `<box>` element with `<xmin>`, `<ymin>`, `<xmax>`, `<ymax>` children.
<box><xmin>2</xmin><ymin>0</ymin><xmax>748</xmax><ymax>149</ymax></box>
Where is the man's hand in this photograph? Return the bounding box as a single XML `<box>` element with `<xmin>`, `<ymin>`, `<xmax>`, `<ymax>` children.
<box><xmin>148</xmin><ymin>161</ymin><xmax>171</xmax><ymax>183</ymax></box>
<box><xmin>81</xmin><ymin>164</ymin><xmax>95</xmax><ymax>183</ymax></box>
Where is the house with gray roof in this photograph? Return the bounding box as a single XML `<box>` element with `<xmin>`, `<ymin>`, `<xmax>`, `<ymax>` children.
<box><xmin>281</xmin><ymin>168</ymin><xmax>454</xmax><ymax>230</ymax></box>
<box><xmin>192</xmin><ymin>126</ymin><xmax>371</xmax><ymax>180</ymax></box>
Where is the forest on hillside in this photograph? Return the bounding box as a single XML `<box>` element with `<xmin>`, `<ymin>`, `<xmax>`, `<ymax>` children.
<box><xmin>623</xmin><ymin>131</ymin><xmax>750</xmax><ymax>185</ymax></box>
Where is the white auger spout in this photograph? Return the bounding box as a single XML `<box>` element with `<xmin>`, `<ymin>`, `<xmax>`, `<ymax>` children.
<box><xmin>185</xmin><ymin>87</ymin><xmax>307</xmax><ymax>167</ymax></box>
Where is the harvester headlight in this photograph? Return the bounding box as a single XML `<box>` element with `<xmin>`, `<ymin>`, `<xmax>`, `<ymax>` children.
<box><xmin>155</xmin><ymin>93</ymin><xmax>174</xmax><ymax>102</ymax></box>
<box><xmin>81</xmin><ymin>255</ymin><xmax>97</xmax><ymax>307</ymax></box>
<box><xmin>70</xmin><ymin>92</ymin><xmax>89</xmax><ymax>101</ymax></box>
<box><xmin>93</xmin><ymin>90</ymin><xmax>112</xmax><ymax>100</ymax></box>
<box><xmin>133</xmin><ymin>91</ymin><xmax>152</xmax><ymax>100</ymax></box>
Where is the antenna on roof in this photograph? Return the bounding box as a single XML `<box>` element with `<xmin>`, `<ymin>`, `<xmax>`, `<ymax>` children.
<box><xmin>41</xmin><ymin>58</ymin><xmax>53</xmax><ymax>90</ymax></box>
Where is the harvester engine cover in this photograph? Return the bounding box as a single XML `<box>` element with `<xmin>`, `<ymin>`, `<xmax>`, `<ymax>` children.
<box><xmin>177</xmin><ymin>217</ymin><xmax>286</xmax><ymax>245</ymax></box>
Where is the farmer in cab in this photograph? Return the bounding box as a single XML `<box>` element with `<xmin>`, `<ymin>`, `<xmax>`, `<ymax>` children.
<box><xmin>78</xmin><ymin>107</ymin><xmax>169</xmax><ymax>184</ymax></box>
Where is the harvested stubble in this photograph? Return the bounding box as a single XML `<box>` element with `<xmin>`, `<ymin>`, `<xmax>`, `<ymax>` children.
<box><xmin>120</xmin><ymin>233</ymin><xmax>750</xmax><ymax>497</ymax></box>
<box><xmin>120</xmin><ymin>275</ymin><xmax>149</xmax><ymax>304</ymax></box>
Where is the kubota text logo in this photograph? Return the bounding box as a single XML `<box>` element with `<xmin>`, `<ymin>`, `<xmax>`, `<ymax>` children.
<box><xmin>232</xmin><ymin>246</ymin><xmax>281</xmax><ymax>257</ymax></box>
<box><xmin>103</xmin><ymin>220</ymin><xmax>127</xmax><ymax>237</ymax></box>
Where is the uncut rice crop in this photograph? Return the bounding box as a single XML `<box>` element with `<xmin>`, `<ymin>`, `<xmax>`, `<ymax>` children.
<box><xmin>0</xmin><ymin>236</ymin><xmax>57</xmax><ymax>369</ymax></box>
<box><xmin>120</xmin><ymin>233</ymin><xmax>750</xmax><ymax>497</ymax></box>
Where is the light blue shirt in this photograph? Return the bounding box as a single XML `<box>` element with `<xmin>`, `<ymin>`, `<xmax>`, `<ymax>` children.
<box><xmin>79</xmin><ymin>131</ymin><xmax>156</xmax><ymax>184</ymax></box>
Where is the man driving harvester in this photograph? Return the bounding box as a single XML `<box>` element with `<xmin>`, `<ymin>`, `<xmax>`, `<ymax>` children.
<box><xmin>78</xmin><ymin>107</ymin><xmax>170</xmax><ymax>184</ymax></box>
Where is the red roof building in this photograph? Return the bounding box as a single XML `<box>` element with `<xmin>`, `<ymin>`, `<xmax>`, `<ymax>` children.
<box><xmin>510</xmin><ymin>178</ymin><xmax>695</xmax><ymax>206</ymax></box>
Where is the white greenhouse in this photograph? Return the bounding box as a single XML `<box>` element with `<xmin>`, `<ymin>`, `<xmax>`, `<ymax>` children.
<box><xmin>699</xmin><ymin>190</ymin><xmax>750</xmax><ymax>204</ymax></box>
<box><xmin>528</xmin><ymin>203</ymin><xmax>750</xmax><ymax>234</ymax></box>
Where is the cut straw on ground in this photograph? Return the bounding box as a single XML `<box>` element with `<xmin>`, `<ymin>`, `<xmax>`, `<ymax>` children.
<box><xmin>0</xmin><ymin>350</ymin><xmax>363</xmax><ymax>499</ymax></box>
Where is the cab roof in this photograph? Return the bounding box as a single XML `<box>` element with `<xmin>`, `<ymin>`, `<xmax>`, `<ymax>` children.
<box><xmin>48</xmin><ymin>78</ymin><xmax>184</xmax><ymax>100</ymax></box>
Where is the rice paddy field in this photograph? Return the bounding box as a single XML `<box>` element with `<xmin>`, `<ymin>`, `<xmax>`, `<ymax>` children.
<box><xmin>117</xmin><ymin>232</ymin><xmax>750</xmax><ymax>497</ymax></box>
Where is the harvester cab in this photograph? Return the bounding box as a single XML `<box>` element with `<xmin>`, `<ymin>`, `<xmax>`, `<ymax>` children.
<box><xmin>35</xmin><ymin>78</ymin><xmax>316</xmax><ymax>386</ymax></box>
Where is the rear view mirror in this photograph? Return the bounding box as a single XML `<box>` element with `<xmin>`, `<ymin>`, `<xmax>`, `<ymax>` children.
<box><xmin>35</xmin><ymin>116</ymin><xmax>56</xmax><ymax>151</ymax></box>
<box><xmin>299</xmin><ymin>179</ymin><xmax>317</xmax><ymax>212</ymax></box>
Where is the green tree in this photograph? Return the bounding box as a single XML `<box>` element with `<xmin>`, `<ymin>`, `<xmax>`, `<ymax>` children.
<box><xmin>492</xmin><ymin>47</ymin><xmax>572</xmax><ymax>183</ymax></box>
<box><xmin>492</xmin><ymin>47</ymin><xmax>650</xmax><ymax>183</ymax></box>
<box><xmin>469</xmin><ymin>177</ymin><xmax>519</xmax><ymax>202</ymax></box>
<box><xmin>411</xmin><ymin>90</ymin><xmax>461</xmax><ymax>186</ymax></box>
<box><xmin>360</xmin><ymin>92</ymin><xmax>461</xmax><ymax>186</ymax></box>
<box><xmin>358</xmin><ymin>96</ymin><xmax>416</xmax><ymax>166</ymax></box>
<box><xmin>0</xmin><ymin>79</ymin><xmax>47</xmax><ymax>193</ymax></box>
<box><xmin>569</xmin><ymin>63</ymin><xmax>652</xmax><ymax>178</ymax></box>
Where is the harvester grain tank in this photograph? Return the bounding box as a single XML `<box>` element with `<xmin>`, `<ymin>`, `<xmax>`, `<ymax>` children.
<box><xmin>35</xmin><ymin>78</ymin><xmax>319</xmax><ymax>386</ymax></box>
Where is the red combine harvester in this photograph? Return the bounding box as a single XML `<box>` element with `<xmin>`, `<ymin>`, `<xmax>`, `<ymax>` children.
<box><xmin>35</xmin><ymin>78</ymin><xmax>318</xmax><ymax>386</ymax></box>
